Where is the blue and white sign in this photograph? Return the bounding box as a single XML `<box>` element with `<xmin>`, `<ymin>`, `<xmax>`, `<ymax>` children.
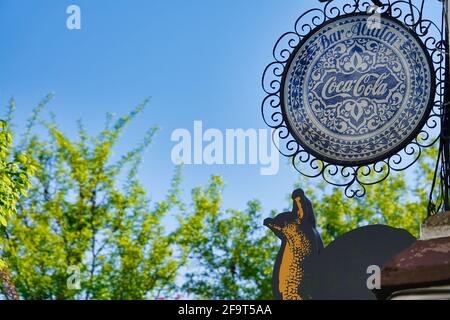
<box><xmin>283</xmin><ymin>13</ymin><xmax>434</xmax><ymax>165</ymax></box>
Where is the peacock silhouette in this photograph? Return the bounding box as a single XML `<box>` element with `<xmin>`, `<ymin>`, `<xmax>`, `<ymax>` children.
<box><xmin>264</xmin><ymin>189</ymin><xmax>416</xmax><ymax>300</ymax></box>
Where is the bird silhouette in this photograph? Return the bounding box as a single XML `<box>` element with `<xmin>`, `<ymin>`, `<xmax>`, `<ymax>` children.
<box><xmin>264</xmin><ymin>189</ymin><xmax>416</xmax><ymax>300</ymax></box>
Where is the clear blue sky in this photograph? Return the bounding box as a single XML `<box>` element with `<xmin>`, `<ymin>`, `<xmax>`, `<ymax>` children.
<box><xmin>0</xmin><ymin>0</ymin><xmax>443</xmax><ymax>214</ymax></box>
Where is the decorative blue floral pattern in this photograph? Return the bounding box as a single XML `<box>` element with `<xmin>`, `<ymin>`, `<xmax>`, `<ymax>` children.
<box><xmin>283</xmin><ymin>14</ymin><xmax>433</xmax><ymax>165</ymax></box>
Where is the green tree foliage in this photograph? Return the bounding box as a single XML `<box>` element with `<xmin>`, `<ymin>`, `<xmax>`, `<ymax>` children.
<box><xmin>0</xmin><ymin>113</ymin><xmax>35</xmax><ymax>230</ymax></box>
<box><xmin>1</xmin><ymin>96</ymin><xmax>185</xmax><ymax>299</ymax></box>
<box><xmin>176</xmin><ymin>176</ymin><xmax>277</xmax><ymax>299</ymax></box>
<box><xmin>178</xmin><ymin>149</ymin><xmax>437</xmax><ymax>299</ymax></box>
<box><xmin>0</xmin><ymin>99</ymin><xmax>35</xmax><ymax>299</ymax></box>
<box><xmin>0</xmin><ymin>95</ymin><xmax>439</xmax><ymax>300</ymax></box>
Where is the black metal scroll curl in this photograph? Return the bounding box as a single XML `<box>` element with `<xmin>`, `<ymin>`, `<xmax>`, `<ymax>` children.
<box><xmin>262</xmin><ymin>0</ymin><xmax>445</xmax><ymax>198</ymax></box>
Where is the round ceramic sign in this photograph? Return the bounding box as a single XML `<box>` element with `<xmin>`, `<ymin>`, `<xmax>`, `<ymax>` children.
<box><xmin>282</xmin><ymin>13</ymin><xmax>435</xmax><ymax>166</ymax></box>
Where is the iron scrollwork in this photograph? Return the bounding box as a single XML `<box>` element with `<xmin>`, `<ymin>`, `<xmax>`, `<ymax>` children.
<box><xmin>262</xmin><ymin>0</ymin><xmax>445</xmax><ymax>198</ymax></box>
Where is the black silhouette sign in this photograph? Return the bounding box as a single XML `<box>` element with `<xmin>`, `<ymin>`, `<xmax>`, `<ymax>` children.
<box><xmin>264</xmin><ymin>189</ymin><xmax>416</xmax><ymax>300</ymax></box>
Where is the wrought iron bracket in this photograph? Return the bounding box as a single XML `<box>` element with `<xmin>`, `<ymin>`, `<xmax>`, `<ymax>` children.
<box><xmin>262</xmin><ymin>0</ymin><xmax>445</xmax><ymax>198</ymax></box>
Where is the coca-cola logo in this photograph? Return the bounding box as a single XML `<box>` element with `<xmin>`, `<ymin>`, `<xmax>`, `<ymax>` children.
<box><xmin>313</xmin><ymin>65</ymin><xmax>401</xmax><ymax>106</ymax></box>
<box><xmin>319</xmin><ymin>71</ymin><xmax>397</xmax><ymax>101</ymax></box>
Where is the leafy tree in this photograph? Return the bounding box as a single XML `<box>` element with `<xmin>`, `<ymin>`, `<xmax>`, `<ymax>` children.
<box><xmin>176</xmin><ymin>176</ymin><xmax>277</xmax><ymax>299</ymax></box>
<box><xmin>1</xmin><ymin>96</ymin><xmax>185</xmax><ymax>300</ymax></box>
<box><xmin>0</xmin><ymin>99</ymin><xmax>35</xmax><ymax>300</ymax></box>
<box><xmin>0</xmin><ymin>95</ymin><xmax>439</xmax><ymax>300</ymax></box>
<box><xmin>179</xmin><ymin>148</ymin><xmax>438</xmax><ymax>299</ymax></box>
<box><xmin>0</xmin><ymin>105</ymin><xmax>35</xmax><ymax>233</ymax></box>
